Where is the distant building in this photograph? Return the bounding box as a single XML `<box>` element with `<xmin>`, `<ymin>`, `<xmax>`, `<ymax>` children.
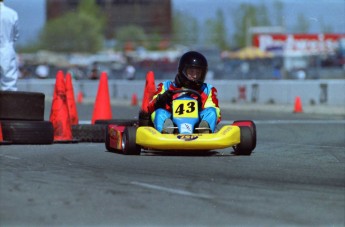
<box><xmin>46</xmin><ymin>0</ymin><xmax>172</xmax><ymax>40</ymax></box>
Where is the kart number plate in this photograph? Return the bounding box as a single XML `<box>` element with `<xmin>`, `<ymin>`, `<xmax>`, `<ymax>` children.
<box><xmin>172</xmin><ymin>100</ymin><xmax>198</xmax><ymax>118</ymax></box>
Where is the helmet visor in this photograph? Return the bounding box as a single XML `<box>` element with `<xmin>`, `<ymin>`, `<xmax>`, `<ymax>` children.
<box><xmin>184</xmin><ymin>66</ymin><xmax>205</xmax><ymax>82</ymax></box>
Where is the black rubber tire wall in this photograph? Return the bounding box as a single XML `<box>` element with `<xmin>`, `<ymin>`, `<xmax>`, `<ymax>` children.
<box><xmin>1</xmin><ymin>120</ymin><xmax>54</xmax><ymax>144</ymax></box>
<box><xmin>95</xmin><ymin>119</ymin><xmax>138</xmax><ymax>126</ymax></box>
<box><xmin>72</xmin><ymin>124</ymin><xmax>106</xmax><ymax>142</ymax></box>
<box><xmin>71</xmin><ymin>120</ymin><xmax>138</xmax><ymax>143</ymax></box>
<box><xmin>0</xmin><ymin>91</ymin><xmax>45</xmax><ymax>121</ymax></box>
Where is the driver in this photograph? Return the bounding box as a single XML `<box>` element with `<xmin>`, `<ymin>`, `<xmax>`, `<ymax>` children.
<box><xmin>148</xmin><ymin>51</ymin><xmax>221</xmax><ymax>133</ymax></box>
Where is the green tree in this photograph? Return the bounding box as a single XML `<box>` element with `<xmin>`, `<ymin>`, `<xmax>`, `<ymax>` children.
<box><xmin>257</xmin><ymin>3</ymin><xmax>271</xmax><ymax>27</ymax></box>
<box><xmin>146</xmin><ymin>32</ymin><xmax>163</xmax><ymax>50</ymax></box>
<box><xmin>39</xmin><ymin>0</ymin><xmax>104</xmax><ymax>53</ymax></box>
<box><xmin>204</xmin><ymin>9</ymin><xmax>229</xmax><ymax>50</ymax></box>
<box><xmin>40</xmin><ymin>12</ymin><xmax>103</xmax><ymax>53</ymax></box>
<box><xmin>78</xmin><ymin>0</ymin><xmax>106</xmax><ymax>31</ymax></box>
<box><xmin>115</xmin><ymin>25</ymin><xmax>147</xmax><ymax>50</ymax></box>
<box><xmin>78</xmin><ymin>0</ymin><xmax>102</xmax><ymax>18</ymax></box>
<box><xmin>232</xmin><ymin>3</ymin><xmax>271</xmax><ymax>48</ymax></box>
<box><xmin>293</xmin><ymin>13</ymin><xmax>310</xmax><ymax>33</ymax></box>
<box><xmin>319</xmin><ymin>17</ymin><xmax>333</xmax><ymax>33</ymax></box>
<box><xmin>273</xmin><ymin>0</ymin><xmax>284</xmax><ymax>27</ymax></box>
<box><xmin>17</xmin><ymin>42</ymin><xmax>42</xmax><ymax>53</ymax></box>
<box><xmin>172</xmin><ymin>10</ymin><xmax>199</xmax><ymax>47</ymax></box>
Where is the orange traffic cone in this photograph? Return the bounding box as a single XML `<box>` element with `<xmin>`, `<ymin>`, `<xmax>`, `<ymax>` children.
<box><xmin>49</xmin><ymin>70</ymin><xmax>74</xmax><ymax>142</ymax></box>
<box><xmin>65</xmin><ymin>72</ymin><xmax>79</xmax><ymax>125</ymax></box>
<box><xmin>131</xmin><ymin>93</ymin><xmax>138</xmax><ymax>106</ymax></box>
<box><xmin>141</xmin><ymin>71</ymin><xmax>156</xmax><ymax>112</ymax></box>
<box><xmin>293</xmin><ymin>96</ymin><xmax>303</xmax><ymax>113</ymax></box>
<box><xmin>77</xmin><ymin>91</ymin><xmax>83</xmax><ymax>104</ymax></box>
<box><xmin>91</xmin><ymin>72</ymin><xmax>112</xmax><ymax>124</ymax></box>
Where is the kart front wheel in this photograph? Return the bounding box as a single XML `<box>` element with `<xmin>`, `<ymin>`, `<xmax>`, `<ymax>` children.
<box><xmin>122</xmin><ymin>126</ymin><xmax>141</xmax><ymax>155</ymax></box>
<box><xmin>233</xmin><ymin>120</ymin><xmax>256</xmax><ymax>149</ymax></box>
<box><xmin>233</xmin><ymin>127</ymin><xmax>254</xmax><ymax>155</ymax></box>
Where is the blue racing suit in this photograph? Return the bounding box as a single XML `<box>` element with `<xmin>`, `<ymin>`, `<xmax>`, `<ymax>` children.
<box><xmin>148</xmin><ymin>80</ymin><xmax>221</xmax><ymax>132</ymax></box>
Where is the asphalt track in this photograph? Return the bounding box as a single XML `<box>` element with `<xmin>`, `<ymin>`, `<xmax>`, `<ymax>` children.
<box><xmin>1</xmin><ymin>101</ymin><xmax>344</xmax><ymax>226</ymax></box>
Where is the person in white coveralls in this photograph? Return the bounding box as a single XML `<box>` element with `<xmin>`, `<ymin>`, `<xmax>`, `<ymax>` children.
<box><xmin>0</xmin><ymin>0</ymin><xmax>19</xmax><ymax>91</ymax></box>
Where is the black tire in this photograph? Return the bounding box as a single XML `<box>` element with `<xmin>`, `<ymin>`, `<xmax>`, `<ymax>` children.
<box><xmin>249</xmin><ymin>121</ymin><xmax>257</xmax><ymax>149</ymax></box>
<box><xmin>122</xmin><ymin>126</ymin><xmax>141</xmax><ymax>155</ymax></box>
<box><xmin>233</xmin><ymin>127</ymin><xmax>254</xmax><ymax>156</ymax></box>
<box><xmin>233</xmin><ymin>120</ymin><xmax>257</xmax><ymax>150</ymax></box>
<box><xmin>0</xmin><ymin>91</ymin><xmax>45</xmax><ymax>121</ymax></box>
<box><xmin>138</xmin><ymin>110</ymin><xmax>154</xmax><ymax>127</ymax></box>
<box><xmin>1</xmin><ymin>120</ymin><xmax>53</xmax><ymax>144</ymax></box>
<box><xmin>95</xmin><ymin>119</ymin><xmax>138</xmax><ymax>126</ymax></box>
<box><xmin>72</xmin><ymin>124</ymin><xmax>106</xmax><ymax>142</ymax></box>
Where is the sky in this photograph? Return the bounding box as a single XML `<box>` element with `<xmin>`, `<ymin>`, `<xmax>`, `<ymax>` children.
<box><xmin>4</xmin><ymin>0</ymin><xmax>345</xmax><ymax>46</ymax></box>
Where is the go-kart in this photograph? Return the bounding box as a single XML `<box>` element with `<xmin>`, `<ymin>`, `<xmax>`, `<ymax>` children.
<box><xmin>105</xmin><ymin>89</ymin><xmax>256</xmax><ymax>155</ymax></box>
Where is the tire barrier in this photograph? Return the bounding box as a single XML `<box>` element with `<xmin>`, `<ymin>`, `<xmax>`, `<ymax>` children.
<box><xmin>0</xmin><ymin>91</ymin><xmax>45</xmax><ymax>121</ymax></box>
<box><xmin>0</xmin><ymin>91</ymin><xmax>53</xmax><ymax>145</ymax></box>
<box><xmin>72</xmin><ymin>119</ymin><xmax>138</xmax><ymax>143</ymax></box>
<box><xmin>1</xmin><ymin>120</ymin><xmax>54</xmax><ymax>144</ymax></box>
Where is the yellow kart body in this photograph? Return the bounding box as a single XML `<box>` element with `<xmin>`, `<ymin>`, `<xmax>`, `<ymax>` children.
<box><xmin>136</xmin><ymin>125</ymin><xmax>240</xmax><ymax>150</ymax></box>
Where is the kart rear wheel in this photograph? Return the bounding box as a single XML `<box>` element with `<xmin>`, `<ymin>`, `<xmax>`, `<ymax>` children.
<box><xmin>122</xmin><ymin>126</ymin><xmax>141</xmax><ymax>155</ymax></box>
<box><xmin>233</xmin><ymin>126</ymin><xmax>254</xmax><ymax>155</ymax></box>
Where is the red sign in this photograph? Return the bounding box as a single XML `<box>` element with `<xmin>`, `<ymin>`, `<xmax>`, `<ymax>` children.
<box><xmin>253</xmin><ymin>33</ymin><xmax>345</xmax><ymax>54</ymax></box>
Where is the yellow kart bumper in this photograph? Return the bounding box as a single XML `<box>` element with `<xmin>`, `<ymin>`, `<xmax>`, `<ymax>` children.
<box><xmin>136</xmin><ymin>125</ymin><xmax>240</xmax><ymax>150</ymax></box>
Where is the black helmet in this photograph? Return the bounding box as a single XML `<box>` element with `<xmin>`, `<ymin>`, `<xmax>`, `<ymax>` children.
<box><xmin>175</xmin><ymin>51</ymin><xmax>208</xmax><ymax>90</ymax></box>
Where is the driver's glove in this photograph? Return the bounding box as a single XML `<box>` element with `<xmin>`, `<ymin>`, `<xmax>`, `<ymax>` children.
<box><xmin>155</xmin><ymin>90</ymin><xmax>173</xmax><ymax>109</ymax></box>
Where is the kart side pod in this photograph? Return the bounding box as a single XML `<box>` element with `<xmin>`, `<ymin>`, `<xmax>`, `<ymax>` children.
<box><xmin>106</xmin><ymin>124</ymin><xmax>126</xmax><ymax>152</ymax></box>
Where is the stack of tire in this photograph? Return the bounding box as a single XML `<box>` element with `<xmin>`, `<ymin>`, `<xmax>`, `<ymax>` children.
<box><xmin>0</xmin><ymin>91</ymin><xmax>54</xmax><ymax>144</ymax></box>
<box><xmin>72</xmin><ymin>119</ymin><xmax>138</xmax><ymax>143</ymax></box>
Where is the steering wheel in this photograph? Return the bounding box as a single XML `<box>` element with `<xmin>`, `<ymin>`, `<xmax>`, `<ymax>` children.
<box><xmin>170</xmin><ymin>89</ymin><xmax>203</xmax><ymax>111</ymax></box>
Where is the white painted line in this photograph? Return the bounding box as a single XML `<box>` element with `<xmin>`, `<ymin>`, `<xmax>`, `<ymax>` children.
<box><xmin>0</xmin><ymin>154</ymin><xmax>20</xmax><ymax>160</ymax></box>
<box><xmin>221</xmin><ymin>120</ymin><xmax>345</xmax><ymax>124</ymax></box>
<box><xmin>264</xmin><ymin>142</ymin><xmax>345</xmax><ymax>149</ymax></box>
<box><xmin>131</xmin><ymin>181</ymin><xmax>213</xmax><ymax>199</ymax></box>
<box><xmin>79</xmin><ymin>120</ymin><xmax>345</xmax><ymax>125</ymax></box>
<box><xmin>79</xmin><ymin>120</ymin><xmax>92</xmax><ymax>124</ymax></box>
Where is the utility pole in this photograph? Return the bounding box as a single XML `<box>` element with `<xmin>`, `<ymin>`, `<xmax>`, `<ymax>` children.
<box><xmin>246</xmin><ymin>18</ymin><xmax>251</xmax><ymax>47</ymax></box>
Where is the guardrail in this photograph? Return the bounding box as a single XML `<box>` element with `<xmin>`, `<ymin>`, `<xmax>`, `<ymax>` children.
<box><xmin>18</xmin><ymin>79</ymin><xmax>345</xmax><ymax>106</ymax></box>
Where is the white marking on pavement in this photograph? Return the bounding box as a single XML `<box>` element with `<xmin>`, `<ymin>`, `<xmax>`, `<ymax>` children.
<box><xmin>79</xmin><ymin>120</ymin><xmax>345</xmax><ymax>124</ymax></box>
<box><xmin>79</xmin><ymin>120</ymin><xmax>92</xmax><ymax>124</ymax></box>
<box><xmin>264</xmin><ymin>142</ymin><xmax>345</xmax><ymax>149</ymax></box>
<box><xmin>80</xmin><ymin>119</ymin><xmax>345</xmax><ymax>125</ymax></box>
<box><xmin>0</xmin><ymin>154</ymin><xmax>20</xmax><ymax>160</ymax></box>
<box><xmin>222</xmin><ymin>120</ymin><xmax>345</xmax><ymax>124</ymax></box>
<box><xmin>131</xmin><ymin>181</ymin><xmax>213</xmax><ymax>199</ymax></box>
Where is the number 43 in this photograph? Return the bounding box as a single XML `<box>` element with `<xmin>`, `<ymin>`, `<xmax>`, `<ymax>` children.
<box><xmin>175</xmin><ymin>101</ymin><xmax>196</xmax><ymax>115</ymax></box>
